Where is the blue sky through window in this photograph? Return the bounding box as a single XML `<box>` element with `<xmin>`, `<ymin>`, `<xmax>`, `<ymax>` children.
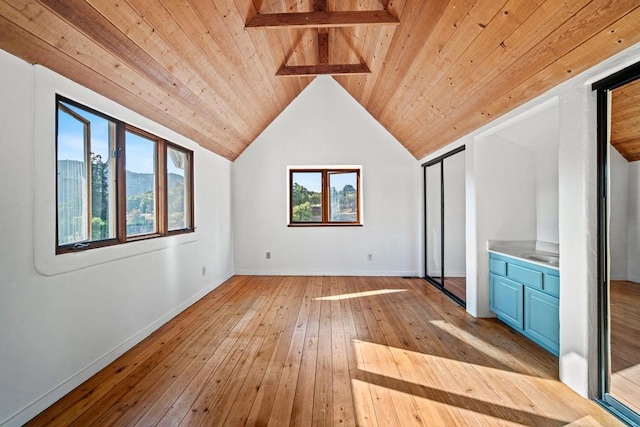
<box><xmin>58</xmin><ymin>103</ymin><xmax>155</xmax><ymax>174</ymax></box>
<box><xmin>292</xmin><ymin>172</ymin><xmax>321</xmax><ymax>193</ymax></box>
<box><xmin>292</xmin><ymin>171</ymin><xmax>357</xmax><ymax>193</ymax></box>
<box><xmin>329</xmin><ymin>172</ymin><xmax>357</xmax><ymax>192</ymax></box>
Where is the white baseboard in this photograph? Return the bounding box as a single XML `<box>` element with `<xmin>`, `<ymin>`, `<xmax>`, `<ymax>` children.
<box><xmin>234</xmin><ymin>269</ymin><xmax>421</xmax><ymax>277</ymax></box>
<box><xmin>1</xmin><ymin>270</ymin><xmax>233</xmax><ymax>427</ymax></box>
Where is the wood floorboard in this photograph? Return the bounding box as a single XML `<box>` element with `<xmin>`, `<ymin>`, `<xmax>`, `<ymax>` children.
<box><xmin>142</xmin><ymin>276</ymin><xmax>283</xmax><ymax>427</ymax></box>
<box><xmin>610</xmin><ymin>280</ymin><xmax>640</xmax><ymax>415</ymax></box>
<box><xmin>341</xmin><ymin>277</ymin><xmax>378</xmax><ymax>426</ymax></box>
<box><xmin>287</xmin><ymin>276</ymin><xmax>322</xmax><ymax>427</ymax></box>
<box><xmin>266</xmin><ymin>276</ymin><xmax>318</xmax><ymax>427</ymax></box>
<box><xmin>28</xmin><ymin>276</ymin><xmax>624</xmax><ymax>426</ymax></box>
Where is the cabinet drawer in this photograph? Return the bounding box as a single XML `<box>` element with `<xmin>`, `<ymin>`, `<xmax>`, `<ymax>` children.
<box><xmin>544</xmin><ymin>275</ymin><xmax>560</xmax><ymax>297</ymax></box>
<box><xmin>489</xmin><ymin>258</ymin><xmax>507</xmax><ymax>276</ymax></box>
<box><xmin>524</xmin><ymin>288</ymin><xmax>559</xmax><ymax>355</ymax></box>
<box><xmin>508</xmin><ymin>264</ymin><xmax>543</xmax><ymax>290</ymax></box>
<box><xmin>490</xmin><ymin>274</ymin><xmax>524</xmax><ymax>330</ymax></box>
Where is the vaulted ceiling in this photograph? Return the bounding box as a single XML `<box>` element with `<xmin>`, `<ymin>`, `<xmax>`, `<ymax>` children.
<box><xmin>0</xmin><ymin>1</ymin><xmax>639</xmax><ymax>161</ymax></box>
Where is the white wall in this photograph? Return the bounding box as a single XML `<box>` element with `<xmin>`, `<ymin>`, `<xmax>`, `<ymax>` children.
<box><xmin>469</xmin><ymin>134</ymin><xmax>538</xmax><ymax>317</ymax></box>
<box><xmin>534</xmin><ymin>140</ymin><xmax>560</xmax><ymax>244</ymax></box>
<box><xmin>609</xmin><ymin>147</ymin><xmax>629</xmax><ymax>280</ymax></box>
<box><xmin>421</xmin><ymin>41</ymin><xmax>640</xmax><ymax>398</ymax></box>
<box><xmin>488</xmin><ymin>101</ymin><xmax>561</xmax><ymax>244</ymax></box>
<box><xmin>608</xmin><ymin>147</ymin><xmax>640</xmax><ymax>283</ymax></box>
<box><xmin>0</xmin><ymin>50</ymin><xmax>233</xmax><ymax>426</ymax></box>
<box><xmin>233</xmin><ymin>76</ymin><xmax>420</xmax><ymax>276</ymax></box>
<box><xmin>628</xmin><ymin>162</ymin><xmax>640</xmax><ymax>283</ymax></box>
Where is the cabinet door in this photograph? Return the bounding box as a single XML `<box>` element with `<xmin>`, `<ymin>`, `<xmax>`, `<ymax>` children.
<box><xmin>490</xmin><ymin>274</ymin><xmax>524</xmax><ymax>330</ymax></box>
<box><xmin>524</xmin><ymin>287</ymin><xmax>559</xmax><ymax>355</ymax></box>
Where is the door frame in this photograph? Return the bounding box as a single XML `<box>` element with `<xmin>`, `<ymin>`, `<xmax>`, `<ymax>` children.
<box><xmin>593</xmin><ymin>60</ymin><xmax>640</xmax><ymax>426</ymax></box>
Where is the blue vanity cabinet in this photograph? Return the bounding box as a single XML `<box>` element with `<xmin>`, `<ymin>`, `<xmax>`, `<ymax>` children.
<box><xmin>489</xmin><ymin>252</ymin><xmax>560</xmax><ymax>356</ymax></box>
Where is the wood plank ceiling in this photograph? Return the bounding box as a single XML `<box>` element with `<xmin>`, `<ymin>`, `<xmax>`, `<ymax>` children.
<box><xmin>0</xmin><ymin>1</ymin><xmax>639</xmax><ymax>161</ymax></box>
<box><xmin>612</xmin><ymin>78</ymin><xmax>640</xmax><ymax>162</ymax></box>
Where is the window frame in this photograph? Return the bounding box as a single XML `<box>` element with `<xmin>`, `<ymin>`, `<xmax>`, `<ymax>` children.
<box><xmin>288</xmin><ymin>167</ymin><xmax>362</xmax><ymax>227</ymax></box>
<box><xmin>166</xmin><ymin>141</ymin><xmax>195</xmax><ymax>234</ymax></box>
<box><xmin>55</xmin><ymin>95</ymin><xmax>195</xmax><ymax>254</ymax></box>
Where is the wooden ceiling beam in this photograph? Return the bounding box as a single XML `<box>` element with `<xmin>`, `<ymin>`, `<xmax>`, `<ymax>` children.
<box><xmin>315</xmin><ymin>0</ymin><xmax>328</xmax><ymax>64</ymax></box>
<box><xmin>276</xmin><ymin>63</ymin><xmax>370</xmax><ymax>77</ymax></box>
<box><xmin>318</xmin><ymin>32</ymin><xmax>329</xmax><ymax>64</ymax></box>
<box><xmin>313</xmin><ymin>0</ymin><xmax>327</xmax><ymax>12</ymax></box>
<box><xmin>246</xmin><ymin>11</ymin><xmax>399</xmax><ymax>29</ymax></box>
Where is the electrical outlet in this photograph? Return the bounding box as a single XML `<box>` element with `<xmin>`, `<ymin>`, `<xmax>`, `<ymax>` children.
<box><xmin>266</xmin><ymin>252</ymin><xmax>271</xmax><ymax>259</ymax></box>
<box><xmin>201</xmin><ymin>266</ymin><xmax>206</xmax><ymax>276</ymax></box>
<box><xmin>367</xmin><ymin>253</ymin><xmax>373</xmax><ymax>261</ymax></box>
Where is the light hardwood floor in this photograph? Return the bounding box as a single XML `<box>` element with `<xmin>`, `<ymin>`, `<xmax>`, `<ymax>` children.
<box><xmin>28</xmin><ymin>276</ymin><xmax>622</xmax><ymax>426</ymax></box>
<box><xmin>610</xmin><ymin>280</ymin><xmax>640</xmax><ymax>415</ymax></box>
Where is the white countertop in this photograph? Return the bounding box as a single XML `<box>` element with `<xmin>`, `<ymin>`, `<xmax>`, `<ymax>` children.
<box><xmin>487</xmin><ymin>240</ymin><xmax>559</xmax><ymax>270</ymax></box>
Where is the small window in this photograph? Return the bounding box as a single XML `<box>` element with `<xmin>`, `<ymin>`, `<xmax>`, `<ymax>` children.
<box><xmin>289</xmin><ymin>168</ymin><xmax>362</xmax><ymax>226</ymax></box>
<box><xmin>56</xmin><ymin>96</ymin><xmax>194</xmax><ymax>253</ymax></box>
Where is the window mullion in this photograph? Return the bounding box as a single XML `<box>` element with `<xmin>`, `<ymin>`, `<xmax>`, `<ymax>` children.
<box><xmin>85</xmin><ymin>118</ymin><xmax>93</xmax><ymax>241</ymax></box>
<box><xmin>116</xmin><ymin>122</ymin><xmax>127</xmax><ymax>242</ymax></box>
<box><xmin>289</xmin><ymin>169</ymin><xmax>295</xmax><ymax>225</ymax></box>
<box><xmin>323</xmin><ymin>171</ymin><xmax>329</xmax><ymax>223</ymax></box>
<box><xmin>157</xmin><ymin>139</ymin><xmax>168</xmax><ymax>235</ymax></box>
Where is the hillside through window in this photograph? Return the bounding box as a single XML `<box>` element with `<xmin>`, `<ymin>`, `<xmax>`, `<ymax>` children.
<box><xmin>56</xmin><ymin>96</ymin><xmax>194</xmax><ymax>253</ymax></box>
<box><xmin>125</xmin><ymin>129</ymin><xmax>158</xmax><ymax>237</ymax></box>
<box><xmin>289</xmin><ymin>168</ymin><xmax>361</xmax><ymax>226</ymax></box>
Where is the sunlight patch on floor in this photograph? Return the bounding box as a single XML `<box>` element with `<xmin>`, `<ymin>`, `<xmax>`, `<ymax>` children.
<box><xmin>353</xmin><ymin>339</ymin><xmax>557</xmax><ymax>388</ymax></box>
<box><xmin>429</xmin><ymin>319</ymin><xmax>549</xmax><ymax>377</ymax></box>
<box><xmin>314</xmin><ymin>289</ymin><xmax>407</xmax><ymax>301</ymax></box>
<box><xmin>351</xmin><ymin>378</ymin><xmax>514</xmax><ymax>426</ymax></box>
<box><xmin>351</xmin><ymin>339</ymin><xmax>573</xmax><ymax>424</ymax></box>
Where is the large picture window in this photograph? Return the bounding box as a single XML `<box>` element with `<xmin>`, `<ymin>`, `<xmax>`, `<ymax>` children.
<box><xmin>289</xmin><ymin>168</ymin><xmax>361</xmax><ymax>226</ymax></box>
<box><xmin>56</xmin><ymin>96</ymin><xmax>194</xmax><ymax>253</ymax></box>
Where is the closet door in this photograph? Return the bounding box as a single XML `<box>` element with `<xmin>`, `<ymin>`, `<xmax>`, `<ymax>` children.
<box><xmin>443</xmin><ymin>151</ymin><xmax>466</xmax><ymax>303</ymax></box>
<box><xmin>423</xmin><ymin>147</ymin><xmax>466</xmax><ymax>305</ymax></box>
